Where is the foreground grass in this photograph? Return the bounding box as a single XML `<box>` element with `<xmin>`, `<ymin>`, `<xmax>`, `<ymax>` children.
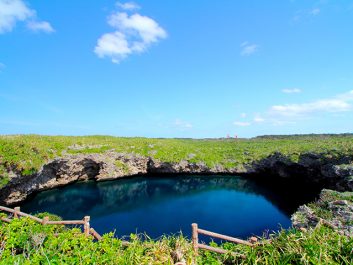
<box><xmin>1</xmin><ymin>134</ymin><xmax>353</xmax><ymax>187</ymax></box>
<box><xmin>0</xmin><ymin>215</ymin><xmax>351</xmax><ymax>264</ymax></box>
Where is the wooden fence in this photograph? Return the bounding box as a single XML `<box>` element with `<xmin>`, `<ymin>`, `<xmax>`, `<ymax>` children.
<box><xmin>0</xmin><ymin>206</ymin><xmax>258</xmax><ymax>257</ymax></box>
<box><xmin>0</xmin><ymin>206</ymin><xmax>101</xmax><ymax>240</ymax></box>
<box><xmin>191</xmin><ymin>223</ymin><xmax>256</xmax><ymax>258</ymax></box>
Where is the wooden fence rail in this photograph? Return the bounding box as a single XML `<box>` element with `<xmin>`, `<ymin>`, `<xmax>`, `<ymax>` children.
<box><xmin>1</xmin><ymin>205</ymin><xmax>258</xmax><ymax>257</ymax></box>
<box><xmin>0</xmin><ymin>206</ymin><xmax>100</xmax><ymax>240</ymax></box>
<box><xmin>192</xmin><ymin>223</ymin><xmax>255</xmax><ymax>258</ymax></box>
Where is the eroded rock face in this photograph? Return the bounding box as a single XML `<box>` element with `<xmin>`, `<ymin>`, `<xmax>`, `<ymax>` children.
<box><xmin>0</xmin><ymin>151</ymin><xmax>353</xmax><ymax>205</ymax></box>
<box><xmin>250</xmin><ymin>152</ymin><xmax>353</xmax><ymax>190</ymax></box>
<box><xmin>333</xmin><ymin>164</ymin><xmax>353</xmax><ymax>190</ymax></box>
<box><xmin>292</xmin><ymin>189</ymin><xmax>353</xmax><ymax>236</ymax></box>
<box><xmin>0</xmin><ymin>152</ymin><xmax>149</xmax><ymax>205</ymax></box>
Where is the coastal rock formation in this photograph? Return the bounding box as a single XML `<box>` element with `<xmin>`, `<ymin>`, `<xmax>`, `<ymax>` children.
<box><xmin>0</xmin><ymin>152</ymin><xmax>149</xmax><ymax>205</ymax></box>
<box><xmin>292</xmin><ymin>189</ymin><xmax>353</xmax><ymax>236</ymax></box>
<box><xmin>0</xmin><ymin>151</ymin><xmax>352</xmax><ymax>205</ymax></box>
<box><xmin>249</xmin><ymin>152</ymin><xmax>353</xmax><ymax>190</ymax></box>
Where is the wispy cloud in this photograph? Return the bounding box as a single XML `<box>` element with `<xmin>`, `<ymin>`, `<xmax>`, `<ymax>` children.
<box><xmin>310</xmin><ymin>8</ymin><xmax>320</xmax><ymax>16</ymax></box>
<box><xmin>116</xmin><ymin>1</ymin><xmax>140</xmax><ymax>11</ymax></box>
<box><xmin>233</xmin><ymin>121</ymin><xmax>251</xmax><ymax>127</ymax></box>
<box><xmin>235</xmin><ymin>90</ymin><xmax>353</xmax><ymax>127</ymax></box>
<box><xmin>282</xmin><ymin>88</ymin><xmax>302</xmax><ymax>94</ymax></box>
<box><xmin>270</xmin><ymin>91</ymin><xmax>353</xmax><ymax>117</ymax></box>
<box><xmin>27</xmin><ymin>20</ymin><xmax>54</xmax><ymax>33</ymax></box>
<box><xmin>240</xmin><ymin>41</ymin><xmax>259</xmax><ymax>56</ymax></box>
<box><xmin>293</xmin><ymin>7</ymin><xmax>321</xmax><ymax>22</ymax></box>
<box><xmin>174</xmin><ymin>119</ymin><xmax>193</xmax><ymax>130</ymax></box>
<box><xmin>0</xmin><ymin>0</ymin><xmax>54</xmax><ymax>34</ymax></box>
<box><xmin>253</xmin><ymin>115</ymin><xmax>265</xmax><ymax>123</ymax></box>
<box><xmin>95</xmin><ymin>2</ymin><xmax>167</xmax><ymax>63</ymax></box>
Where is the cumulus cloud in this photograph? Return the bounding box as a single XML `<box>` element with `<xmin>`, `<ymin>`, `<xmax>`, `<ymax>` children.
<box><xmin>282</xmin><ymin>88</ymin><xmax>302</xmax><ymax>94</ymax></box>
<box><xmin>240</xmin><ymin>41</ymin><xmax>259</xmax><ymax>56</ymax></box>
<box><xmin>27</xmin><ymin>20</ymin><xmax>54</xmax><ymax>33</ymax></box>
<box><xmin>0</xmin><ymin>0</ymin><xmax>54</xmax><ymax>34</ymax></box>
<box><xmin>95</xmin><ymin>2</ymin><xmax>167</xmax><ymax>63</ymax></box>
<box><xmin>233</xmin><ymin>121</ymin><xmax>251</xmax><ymax>127</ymax></box>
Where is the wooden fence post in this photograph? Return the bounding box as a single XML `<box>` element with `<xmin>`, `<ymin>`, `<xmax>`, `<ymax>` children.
<box><xmin>192</xmin><ymin>223</ymin><xmax>199</xmax><ymax>255</ymax></box>
<box><xmin>14</xmin><ymin>207</ymin><xmax>20</xmax><ymax>218</ymax></box>
<box><xmin>42</xmin><ymin>216</ymin><xmax>49</xmax><ymax>225</ymax></box>
<box><xmin>83</xmin><ymin>216</ymin><xmax>90</xmax><ymax>236</ymax></box>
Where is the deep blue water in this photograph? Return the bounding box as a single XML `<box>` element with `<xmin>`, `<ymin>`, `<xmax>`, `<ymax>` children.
<box><xmin>20</xmin><ymin>175</ymin><xmax>316</xmax><ymax>239</ymax></box>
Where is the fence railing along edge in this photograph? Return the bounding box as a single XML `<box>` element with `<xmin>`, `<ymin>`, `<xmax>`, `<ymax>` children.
<box><xmin>1</xmin><ymin>205</ymin><xmax>261</xmax><ymax>258</ymax></box>
<box><xmin>0</xmin><ymin>205</ymin><xmax>99</xmax><ymax>240</ymax></box>
<box><xmin>191</xmin><ymin>223</ymin><xmax>257</xmax><ymax>258</ymax></box>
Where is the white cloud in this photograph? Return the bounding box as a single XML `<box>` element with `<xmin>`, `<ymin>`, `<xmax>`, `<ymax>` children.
<box><xmin>240</xmin><ymin>113</ymin><xmax>247</xmax><ymax>118</ymax></box>
<box><xmin>254</xmin><ymin>116</ymin><xmax>265</xmax><ymax>123</ymax></box>
<box><xmin>0</xmin><ymin>0</ymin><xmax>54</xmax><ymax>34</ymax></box>
<box><xmin>270</xmin><ymin>94</ymin><xmax>352</xmax><ymax>117</ymax></box>
<box><xmin>240</xmin><ymin>41</ymin><xmax>259</xmax><ymax>56</ymax></box>
<box><xmin>282</xmin><ymin>88</ymin><xmax>302</xmax><ymax>94</ymax></box>
<box><xmin>174</xmin><ymin>119</ymin><xmax>193</xmax><ymax>130</ymax></box>
<box><xmin>95</xmin><ymin>3</ymin><xmax>167</xmax><ymax>63</ymax></box>
<box><xmin>117</xmin><ymin>1</ymin><xmax>140</xmax><ymax>11</ymax></box>
<box><xmin>0</xmin><ymin>0</ymin><xmax>33</xmax><ymax>33</ymax></box>
<box><xmin>27</xmin><ymin>20</ymin><xmax>54</xmax><ymax>33</ymax></box>
<box><xmin>264</xmin><ymin>90</ymin><xmax>353</xmax><ymax>125</ymax></box>
<box><xmin>95</xmin><ymin>32</ymin><xmax>131</xmax><ymax>63</ymax></box>
<box><xmin>237</xmin><ymin>90</ymin><xmax>353</xmax><ymax>127</ymax></box>
<box><xmin>293</xmin><ymin>8</ymin><xmax>321</xmax><ymax>22</ymax></box>
<box><xmin>233</xmin><ymin>121</ymin><xmax>251</xmax><ymax>127</ymax></box>
<box><xmin>310</xmin><ymin>8</ymin><xmax>320</xmax><ymax>16</ymax></box>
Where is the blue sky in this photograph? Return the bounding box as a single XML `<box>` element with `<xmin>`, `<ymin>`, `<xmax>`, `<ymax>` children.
<box><xmin>1</xmin><ymin>0</ymin><xmax>353</xmax><ymax>138</ymax></box>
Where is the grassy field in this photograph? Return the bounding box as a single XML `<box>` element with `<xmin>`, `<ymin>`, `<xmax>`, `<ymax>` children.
<box><xmin>0</xmin><ymin>213</ymin><xmax>351</xmax><ymax>264</ymax></box>
<box><xmin>1</xmin><ymin>136</ymin><xmax>353</xmax><ymax>263</ymax></box>
<box><xmin>1</xmin><ymin>134</ymin><xmax>353</xmax><ymax>187</ymax></box>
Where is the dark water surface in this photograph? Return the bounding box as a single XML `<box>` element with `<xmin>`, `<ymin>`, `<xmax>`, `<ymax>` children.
<box><xmin>21</xmin><ymin>175</ymin><xmax>318</xmax><ymax>239</ymax></box>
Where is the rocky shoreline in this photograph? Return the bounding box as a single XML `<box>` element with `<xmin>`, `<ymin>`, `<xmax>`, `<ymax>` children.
<box><xmin>0</xmin><ymin>151</ymin><xmax>353</xmax><ymax>234</ymax></box>
<box><xmin>292</xmin><ymin>189</ymin><xmax>353</xmax><ymax>236</ymax></box>
<box><xmin>1</xmin><ymin>151</ymin><xmax>352</xmax><ymax>205</ymax></box>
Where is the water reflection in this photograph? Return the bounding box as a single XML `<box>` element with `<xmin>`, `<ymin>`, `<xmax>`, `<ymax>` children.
<box><xmin>21</xmin><ymin>175</ymin><xmax>317</xmax><ymax>239</ymax></box>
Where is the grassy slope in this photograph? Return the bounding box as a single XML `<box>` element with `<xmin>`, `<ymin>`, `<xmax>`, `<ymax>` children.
<box><xmin>0</xmin><ymin>215</ymin><xmax>351</xmax><ymax>264</ymax></box>
<box><xmin>1</xmin><ymin>134</ymin><xmax>353</xmax><ymax>186</ymax></box>
<box><xmin>1</xmin><ymin>134</ymin><xmax>353</xmax><ymax>264</ymax></box>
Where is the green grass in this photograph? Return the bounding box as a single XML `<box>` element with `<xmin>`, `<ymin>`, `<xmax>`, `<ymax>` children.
<box><xmin>1</xmin><ymin>134</ymin><xmax>353</xmax><ymax>263</ymax></box>
<box><xmin>1</xmin><ymin>134</ymin><xmax>353</xmax><ymax>183</ymax></box>
<box><xmin>115</xmin><ymin>160</ymin><xmax>130</xmax><ymax>174</ymax></box>
<box><xmin>0</xmin><ymin>216</ymin><xmax>351</xmax><ymax>264</ymax></box>
<box><xmin>306</xmin><ymin>189</ymin><xmax>353</xmax><ymax>225</ymax></box>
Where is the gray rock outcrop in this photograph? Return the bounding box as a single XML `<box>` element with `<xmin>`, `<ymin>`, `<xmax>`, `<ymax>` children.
<box><xmin>0</xmin><ymin>151</ymin><xmax>352</xmax><ymax>206</ymax></box>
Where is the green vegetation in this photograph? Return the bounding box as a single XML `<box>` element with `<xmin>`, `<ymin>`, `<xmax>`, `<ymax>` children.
<box><xmin>0</xmin><ymin>215</ymin><xmax>351</xmax><ymax>264</ymax></box>
<box><xmin>1</xmin><ymin>134</ymin><xmax>353</xmax><ymax>263</ymax></box>
<box><xmin>1</xmin><ymin>134</ymin><xmax>353</xmax><ymax>184</ymax></box>
<box><xmin>114</xmin><ymin>160</ymin><xmax>130</xmax><ymax>174</ymax></box>
<box><xmin>307</xmin><ymin>189</ymin><xmax>353</xmax><ymax>225</ymax></box>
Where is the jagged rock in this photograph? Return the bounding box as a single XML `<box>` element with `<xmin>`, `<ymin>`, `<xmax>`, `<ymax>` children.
<box><xmin>0</xmin><ymin>152</ymin><xmax>149</xmax><ymax>205</ymax></box>
<box><xmin>1</xmin><ymin>151</ymin><xmax>353</xmax><ymax>205</ymax></box>
<box><xmin>292</xmin><ymin>189</ymin><xmax>353</xmax><ymax>236</ymax></box>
